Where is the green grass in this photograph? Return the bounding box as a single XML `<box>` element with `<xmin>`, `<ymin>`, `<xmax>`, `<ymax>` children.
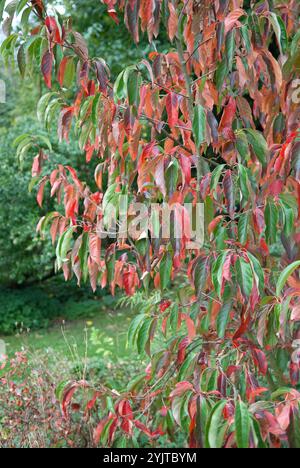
<box><xmin>2</xmin><ymin>308</ymin><xmax>134</xmax><ymax>361</ymax></box>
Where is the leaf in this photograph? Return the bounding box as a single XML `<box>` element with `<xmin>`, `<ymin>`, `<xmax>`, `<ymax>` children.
<box><xmin>247</xmin><ymin>252</ymin><xmax>265</xmax><ymax>294</ymax></box>
<box><xmin>17</xmin><ymin>44</ymin><xmax>26</xmax><ymax>78</ymax></box>
<box><xmin>217</xmin><ymin>300</ymin><xmax>232</xmax><ymax>339</ymax></box>
<box><xmin>168</xmin><ymin>1</ymin><xmax>178</xmax><ymax>42</ymax></box>
<box><xmin>127</xmin><ymin>69</ymin><xmax>141</xmax><ymax>107</ymax></box>
<box><xmin>56</xmin><ymin>226</ymin><xmax>74</xmax><ymax>269</ymax></box>
<box><xmin>235</xmin><ymin>399</ymin><xmax>250</xmax><ymax>448</ymax></box>
<box><xmin>137</xmin><ymin>317</ymin><xmax>154</xmax><ymax>355</ymax></box>
<box><xmin>212</xmin><ymin>251</ymin><xmax>228</xmax><ymax>298</ymax></box>
<box><xmin>238</xmin><ymin>212</ymin><xmax>249</xmax><ymax>245</ymax></box>
<box><xmin>210</xmin><ymin>164</ymin><xmax>225</xmax><ymax>193</ymax></box>
<box><xmin>244</xmin><ymin>129</ymin><xmax>268</xmax><ymax>168</ymax></box>
<box><xmin>223</xmin><ymin>170</ymin><xmax>235</xmax><ymax>219</ymax></box>
<box><xmin>225</xmin><ymin>29</ymin><xmax>235</xmax><ymax>70</ymax></box>
<box><xmin>37</xmin><ymin>92</ymin><xmax>56</xmax><ymax>123</ymax></box>
<box><xmin>276</xmin><ymin>261</ymin><xmax>300</xmax><ymax>297</ymax></box>
<box><xmin>166</xmin><ymin>92</ymin><xmax>179</xmax><ymax>128</ymax></box>
<box><xmin>128</xmin><ymin>314</ymin><xmax>145</xmax><ymax>348</ymax></box>
<box><xmin>236</xmin><ymin>257</ymin><xmax>253</xmax><ymax>299</ymax></box>
<box><xmin>193</xmin><ymin>105</ymin><xmax>206</xmax><ymax>149</ymax></box>
<box><xmin>215</xmin><ymin>58</ymin><xmax>228</xmax><ymax>91</ymax></box>
<box><xmin>160</xmin><ymin>252</ymin><xmax>172</xmax><ymax>291</ymax></box>
<box><xmin>238</xmin><ymin>164</ymin><xmax>250</xmax><ymax>206</ymax></box>
<box><xmin>41</xmin><ymin>50</ymin><xmax>53</xmax><ymax>89</ymax></box>
<box><xmin>193</xmin><ymin>256</ymin><xmax>210</xmax><ymax>298</ymax></box>
<box><xmin>287</xmin><ymin>405</ymin><xmax>300</xmax><ymax>449</ymax></box>
<box><xmin>265</xmin><ymin>200</ymin><xmax>278</xmax><ymax>245</ymax></box>
<box><xmin>205</xmin><ymin>400</ymin><xmax>227</xmax><ymax>448</ymax></box>
<box><xmin>113</xmin><ymin>70</ymin><xmax>126</xmax><ymax>101</ymax></box>
<box><xmin>280</xmin><ymin>200</ymin><xmax>295</xmax><ymax>238</ymax></box>
<box><xmin>268</xmin><ymin>12</ymin><xmax>288</xmax><ymax>55</ymax></box>
<box><xmin>165</xmin><ymin>159</ymin><xmax>179</xmax><ymax>197</ymax></box>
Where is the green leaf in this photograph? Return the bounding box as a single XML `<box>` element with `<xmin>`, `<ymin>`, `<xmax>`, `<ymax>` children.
<box><xmin>225</xmin><ymin>29</ymin><xmax>235</xmax><ymax>70</ymax></box>
<box><xmin>0</xmin><ymin>0</ymin><xmax>5</xmax><ymax>22</ymax></box>
<box><xmin>240</xmin><ymin>25</ymin><xmax>251</xmax><ymax>53</ymax></box>
<box><xmin>212</xmin><ymin>251</ymin><xmax>228</xmax><ymax>298</ymax></box>
<box><xmin>215</xmin><ymin>58</ymin><xmax>228</xmax><ymax>91</ymax></box>
<box><xmin>238</xmin><ymin>164</ymin><xmax>250</xmax><ymax>206</ymax></box>
<box><xmin>287</xmin><ymin>405</ymin><xmax>300</xmax><ymax>449</ymax></box>
<box><xmin>280</xmin><ymin>200</ymin><xmax>295</xmax><ymax>237</ymax></box>
<box><xmin>265</xmin><ymin>199</ymin><xmax>278</xmax><ymax>245</ymax></box>
<box><xmin>56</xmin><ymin>227</ymin><xmax>74</xmax><ymax>269</ymax></box>
<box><xmin>113</xmin><ymin>70</ymin><xmax>126</xmax><ymax>101</ymax></box>
<box><xmin>194</xmin><ymin>256</ymin><xmax>210</xmax><ymax>298</ymax></box>
<box><xmin>137</xmin><ymin>317</ymin><xmax>153</xmax><ymax>355</ymax></box>
<box><xmin>38</xmin><ymin>134</ymin><xmax>52</xmax><ymax>151</ymax></box>
<box><xmin>63</xmin><ymin>57</ymin><xmax>76</xmax><ymax>88</ymax></box>
<box><xmin>235</xmin><ymin>399</ymin><xmax>251</xmax><ymax>448</ymax></box>
<box><xmin>127</xmin><ymin>69</ymin><xmax>141</xmax><ymax>107</ymax></box>
<box><xmin>210</xmin><ymin>164</ymin><xmax>225</xmax><ymax>194</ymax></box>
<box><xmin>160</xmin><ymin>252</ymin><xmax>172</xmax><ymax>291</ymax></box>
<box><xmin>20</xmin><ymin>6</ymin><xmax>31</xmax><ymax>33</ymax></box>
<box><xmin>244</xmin><ymin>129</ymin><xmax>268</xmax><ymax>167</ymax></box>
<box><xmin>269</xmin><ymin>12</ymin><xmax>288</xmax><ymax>55</ymax></box>
<box><xmin>17</xmin><ymin>0</ymin><xmax>28</xmax><ymax>14</ymax></box>
<box><xmin>236</xmin><ymin>257</ymin><xmax>253</xmax><ymax>299</ymax></box>
<box><xmin>271</xmin><ymin>387</ymin><xmax>293</xmax><ymax>400</ymax></box>
<box><xmin>102</xmin><ymin>183</ymin><xmax>120</xmax><ymax>228</ymax></box>
<box><xmin>165</xmin><ymin>159</ymin><xmax>179</xmax><ymax>197</ymax></box>
<box><xmin>128</xmin><ymin>314</ymin><xmax>145</xmax><ymax>348</ymax></box>
<box><xmin>205</xmin><ymin>400</ymin><xmax>227</xmax><ymax>448</ymax></box>
<box><xmin>17</xmin><ymin>44</ymin><xmax>26</xmax><ymax>78</ymax></box>
<box><xmin>238</xmin><ymin>212</ymin><xmax>249</xmax><ymax>245</ymax></box>
<box><xmin>276</xmin><ymin>260</ymin><xmax>300</xmax><ymax>297</ymax></box>
<box><xmin>5</xmin><ymin>0</ymin><xmax>18</xmax><ymax>16</ymax></box>
<box><xmin>193</xmin><ymin>105</ymin><xmax>206</xmax><ymax>149</ymax></box>
<box><xmin>37</xmin><ymin>92</ymin><xmax>56</xmax><ymax>123</ymax></box>
<box><xmin>78</xmin><ymin>232</ymin><xmax>89</xmax><ymax>282</ymax></box>
<box><xmin>247</xmin><ymin>252</ymin><xmax>265</xmax><ymax>294</ymax></box>
<box><xmin>217</xmin><ymin>300</ymin><xmax>232</xmax><ymax>339</ymax></box>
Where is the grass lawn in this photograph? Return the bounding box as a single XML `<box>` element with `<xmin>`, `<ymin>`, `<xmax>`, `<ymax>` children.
<box><xmin>2</xmin><ymin>308</ymin><xmax>134</xmax><ymax>361</ymax></box>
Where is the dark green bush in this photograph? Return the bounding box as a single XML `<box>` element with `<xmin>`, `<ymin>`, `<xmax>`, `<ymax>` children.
<box><xmin>0</xmin><ymin>277</ymin><xmax>117</xmax><ymax>335</ymax></box>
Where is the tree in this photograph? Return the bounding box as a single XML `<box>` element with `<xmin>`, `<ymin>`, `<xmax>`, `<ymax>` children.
<box><xmin>1</xmin><ymin>0</ymin><xmax>300</xmax><ymax>448</ymax></box>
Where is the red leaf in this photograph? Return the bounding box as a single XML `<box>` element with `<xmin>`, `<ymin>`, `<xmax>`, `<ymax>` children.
<box><xmin>58</xmin><ymin>107</ymin><xmax>74</xmax><ymax>142</ymax></box>
<box><xmin>58</xmin><ymin>56</ymin><xmax>69</xmax><ymax>87</ymax></box>
<box><xmin>41</xmin><ymin>50</ymin><xmax>54</xmax><ymax>89</ymax></box>
<box><xmin>177</xmin><ymin>337</ymin><xmax>189</xmax><ymax>365</ymax></box>
<box><xmin>160</xmin><ymin>300</ymin><xmax>172</xmax><ymax>313</ymax></box>
<box><xmin>208</xmin><ymin>215</ymin><xmax>223</xmax><ymax>235</ymax></box>
<box><xmin>166</xmin><ymin>92</ymin><xmax>179</xmax><ymax>128</ymax></box>
<box><xmin>94</xmin><ymin>415</ymin><xmax>115</xmax><ymax>445</ymax></box>
<box><xmin>89</xmin><ymin>233</ymin><xmax>101</xmax><ymax>265</ymax></box>
<box><xmin>134</xmin><ymin>420</ymin><xmax>164</xmax><ymax>438</ymax></box>
<box><xmin>184</xmin><ymin>315</ymin><xmax>196</xmax><ymax>341</ymax></box>
<box><xmin>37</xmin><ymin>178</ymin><xmax>48</xmax><ymax>207</ymax></box>
<box><xmin>290</xmin><ymin>362</ymin><xmax>299</xmax><ymax>387</ymax></box>
<box><xmin>168</xmin><ymin>2</ymin><xmax>178</xmax><ymax>42</ymax></box>
<box><xmin>170</xmin><ymin>381</ymin><xmax>194</xmax><ymax>398</ymax></box>
<box><xmin>252</xmin><ymin>348</ymin><xmax>268</xmax><ymax>376</ymax></box>
<box><xmin>61</xmin><ymin>380</ymin><xmax>89</xmax><ymax>418</ymax></box>
<box><xmin>219</xmin><ymin>96</ymin><xmax>236</xmax><ymax>133</ymax></box>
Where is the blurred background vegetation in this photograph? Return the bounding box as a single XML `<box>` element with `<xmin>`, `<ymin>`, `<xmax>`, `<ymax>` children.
<box><xmin>0</xmin><ymin>0</ymin><xmax>167</xmax><ymax>335</ymax></box>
